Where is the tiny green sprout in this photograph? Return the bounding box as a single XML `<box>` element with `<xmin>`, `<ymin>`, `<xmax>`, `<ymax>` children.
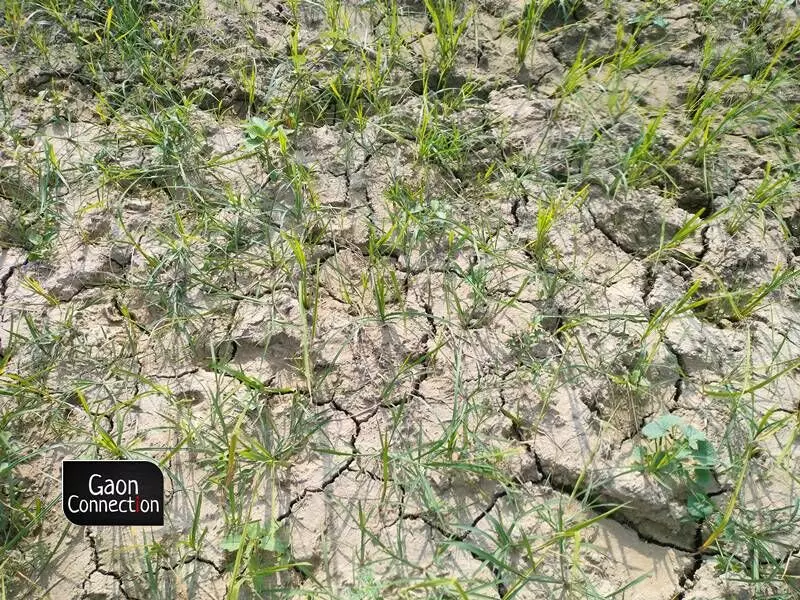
<box><xmin>652</xmin><ymin>15</ymin><xmax>667</xmax><ymax>29</ymax></box>
<box><xmin>610</xmin><ymin>366</ymin><xmax>650</xmax><ymax>391</ymax></box>
<box><xmin>628</xmin><ymin>12</ymin><xmax>667</xmax><ymax>30</ymax></box>
<box><xmin>507</xmin><ymin>316</ymin><xmax>551</xmax><ymax>367</ymax></box>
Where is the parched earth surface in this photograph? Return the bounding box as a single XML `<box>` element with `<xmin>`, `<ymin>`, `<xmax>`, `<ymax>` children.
<box><xmin>2</xmin><ymin>0</ymin><xmax>800</xmax><ymax>598</ymax></box>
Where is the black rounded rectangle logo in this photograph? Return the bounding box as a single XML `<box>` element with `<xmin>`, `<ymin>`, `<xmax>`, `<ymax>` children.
<box><xmin>62</xmin><ymin>460</ymin><xmax>164</xmax><ymax>526</ymax></box>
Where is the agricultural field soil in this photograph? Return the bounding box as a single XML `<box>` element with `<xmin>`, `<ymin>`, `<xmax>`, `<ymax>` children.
<box><xmin>2</xmin><ymin>0</ymin><xmax>800</xmax><ymax>598</ymax></box>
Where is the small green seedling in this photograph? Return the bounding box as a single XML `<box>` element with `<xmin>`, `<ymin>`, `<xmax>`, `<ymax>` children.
<box><xmin>244</xmin><ymin>117</ymin><xmax>284</xmax><ymax>149</ymax></box>
<box><xmin>516</xmin><ymin>1</ymin><xmax>538</xmax><ymax>67</ymax></box>
<box><xmin>421</xmin><ymin>0</ymin><xmax>474</xmax><ymax>80</ymax></box>
<box><xmin>634</xmin><ymin>414</ymin><xmax>717</xmax><ymax>520</ymax></box>
<box><xmin>222</xmin><ymin>519</ymin><xmax>308</xmax><ymax>597</ymax></box>
<box><xmin>242</xmin><ymin>116</ymin><xmax>292</xmax><ymax>175</ymax></box>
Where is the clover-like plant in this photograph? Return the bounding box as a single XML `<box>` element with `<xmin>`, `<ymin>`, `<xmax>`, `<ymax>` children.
<box><xmin>633</xmin><ymin>414</ymin><xmax>717</xmax><ymax>520</ymax></box>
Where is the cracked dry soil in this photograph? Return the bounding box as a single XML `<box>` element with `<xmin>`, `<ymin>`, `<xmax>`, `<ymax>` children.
<box><xmin>2</xmin><ymin>0</ymin><xmax>800</xmax><ymax>598</ymax></box>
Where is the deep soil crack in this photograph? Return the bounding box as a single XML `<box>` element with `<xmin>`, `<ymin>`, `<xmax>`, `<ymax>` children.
<box><xmin>277</xmin><ymin>402</ymin><xmax>359</xmax><ymax>522</ymax></box>
<box><xmin>85</xmin><ymin>527</ymin><xmax>134</xmax><ymax>600</ymax></box>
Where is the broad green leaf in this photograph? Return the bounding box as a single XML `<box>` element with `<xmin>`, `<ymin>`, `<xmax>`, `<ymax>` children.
<box><xmin>694</xmin><ymin>467</ymin><xmax>714</xmax><ymax>488</ymax></box>
<box><xmin>257</xmin><ymin>520</ymin><xmax>287</xmax><ymax>553</ymax></box>
<box><xmin>259</xmin><ymin>531</ymin><xmax>287</xmax><ymax>553</ymax></box>
<box><xmin>249</xmin><ymin>116</ymin><xmax>269</xmax><ymax>129</ymax></box>
<box><xmin>681</xmin><ymin>423</ymin><xmax>706</xmax><ymax>448</ymax></box>
<box><xmin>693</xmin><ymin>440</ymin><xmax>717</xmax><ymax>467</ymax></box>
<box><xmin>221</xmin><ymin>534</ymin><xmax>242</xmax><ymax>552</ymax></box>
<box><xmin>687</xmin><ymin>491</ymin><xmax>714</xmax><ymax>521</ymax></box>
<box><xmin>642</xmin><ymin>414</ymin><xmax>683</xmax><ymax>439</ymax></box>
